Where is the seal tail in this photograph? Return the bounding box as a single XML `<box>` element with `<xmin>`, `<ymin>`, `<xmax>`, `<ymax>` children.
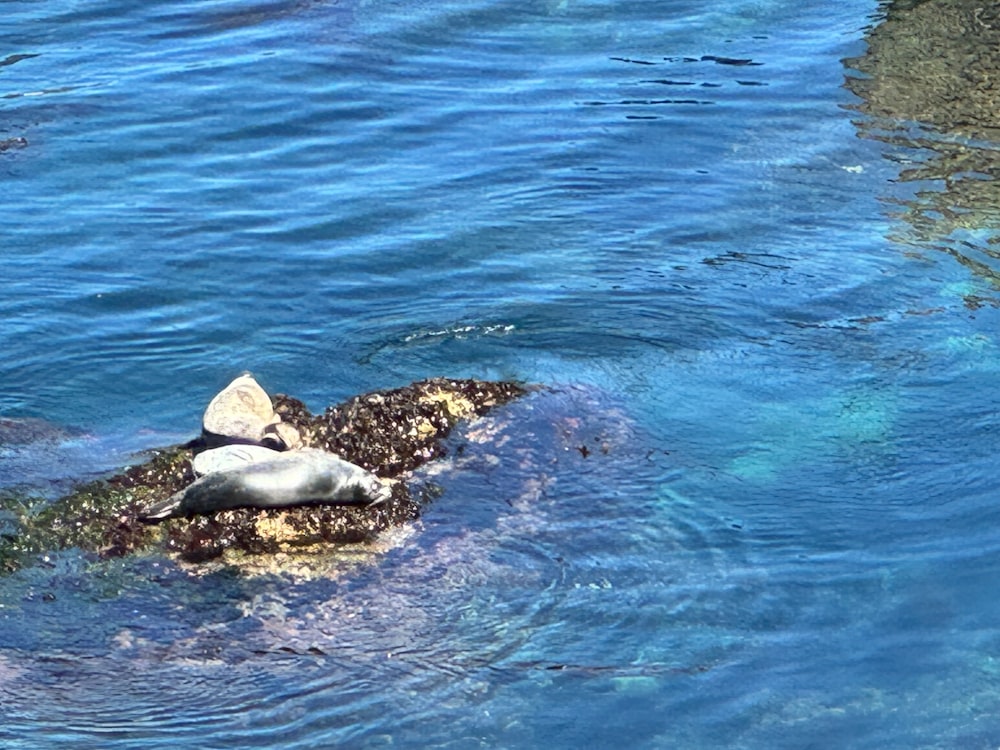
<box><xmin>366</xmin><ymin>479</ymin><xmax>394</xmax><ymax>507</ymax></box>
<box><xmin>137</xmin><ymin>491</ymin><xmax>184</xmax><ymax>523</ymax></box>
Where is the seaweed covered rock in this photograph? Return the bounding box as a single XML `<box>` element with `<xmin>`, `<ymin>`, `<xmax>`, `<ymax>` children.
<box><xmin>844</xmin><ymin>1</ymin><xmax>1000</xmax><ymax>298</ymax></box>
<box><xmin>299</xmin><ymin>377</ymin><xmax>528</xmax><ymax>475</ymax></box>
<box><xmin>0</xmin><ymin>446</ymin><xmax>194</xmax><ymax>572</ymax></box>
<box><xmin>0</xmin><ymin>377</ymin><xmax>526</xmax><ymax>573</ymax></box>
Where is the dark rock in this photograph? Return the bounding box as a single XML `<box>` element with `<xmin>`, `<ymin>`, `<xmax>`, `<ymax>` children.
<box><xmin>0</xmin><ymin>137</ymin><xmax>27</xmax><ymax>153</ymax></box>
<box><xmin>0</xmin><ymin>378</ymin><xmax>527</xmax><ymax>574</ymax></box>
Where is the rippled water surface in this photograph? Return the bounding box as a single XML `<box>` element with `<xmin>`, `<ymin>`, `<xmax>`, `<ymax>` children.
<box><xmin>5</xmin><ymin>0</ymin><xmax>1000</xmax><ymax>747</ymax></box>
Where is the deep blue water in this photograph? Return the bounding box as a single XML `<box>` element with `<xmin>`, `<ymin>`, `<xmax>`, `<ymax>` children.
<box><xmin>4</xmin><ymin>0</ymin><xmax>1000</xmax><ymax>747</ymax></box>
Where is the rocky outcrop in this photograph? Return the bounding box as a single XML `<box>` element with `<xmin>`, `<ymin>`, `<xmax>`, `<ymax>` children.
<box><xmin>0</xmin><ymin>377</ymin><xmax>526</xmax><ymax>573</ymax></box>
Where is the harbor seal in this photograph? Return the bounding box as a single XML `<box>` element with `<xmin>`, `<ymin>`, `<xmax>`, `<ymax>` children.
<box><xmin>140</xmin><ymin>448</ymin><xmax>391</xmax><ymax>522</ymax></box>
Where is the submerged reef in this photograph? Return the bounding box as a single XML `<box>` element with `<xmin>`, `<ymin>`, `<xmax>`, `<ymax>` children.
<box><xmin>0</xmin><ymin>377</ymin><xmax>526</xmax><ymax>574</ymax></box>
<box><xmin>845</xmin><ymin>0</ymin><xmax>1000</xmax><ymax>297</ymax></box>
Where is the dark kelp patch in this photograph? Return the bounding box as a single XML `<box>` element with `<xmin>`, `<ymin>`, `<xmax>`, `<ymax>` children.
<box><xmin>303</xmin><ymin>377</ymin><xmax>528</xmax><ymax>475</ymax></box>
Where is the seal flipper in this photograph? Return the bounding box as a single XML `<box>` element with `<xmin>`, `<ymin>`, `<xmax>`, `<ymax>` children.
<box><xmin>138</xmin><ymin>490</ymin><xmax>186</xmax><ymax>523</ymax></box>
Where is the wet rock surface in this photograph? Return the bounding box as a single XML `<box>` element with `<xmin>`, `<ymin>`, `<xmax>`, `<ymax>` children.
<box><xmin>0</xmin><ymin>418</ymin><xmax>112</xmax><ymax>496</ymax></box>
<box><xmin>0</xmin><ymin>377</ymin><xmax>527</xmax><ymax>574</ymax></box>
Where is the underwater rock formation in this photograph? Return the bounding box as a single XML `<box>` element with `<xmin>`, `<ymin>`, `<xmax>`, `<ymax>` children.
<box><xmin>0</xmin><ymin>377</ymin><xmax>526</xmax><ymax>573</ymax></box>
<box><xmin>847</xmin><ymin>1</ymin><xmax>1000</xmax><ymax>141</ymax></box>
<box><xmin>845</xmin><ymin>0</ymin><xmax>1000</xmax><ymax>294</ymax></box>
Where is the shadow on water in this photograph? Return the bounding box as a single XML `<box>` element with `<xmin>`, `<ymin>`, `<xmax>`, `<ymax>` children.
<box><xmin>845</xmin><ymin>0</ymin><xmax>1000</xmax><ymax>302</ymax></box>
<box><xmin>580</xmin><ymin>52</ymin><xmax>770</xmax><ymax>118</ymax></box>
<box><xmin>149</xmin><ymin>0</ymin><xmax>348</xmax><ymax>39</ymax></box>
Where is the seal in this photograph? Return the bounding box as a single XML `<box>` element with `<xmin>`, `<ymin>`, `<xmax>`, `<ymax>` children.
<box><xmin>139</xmin><ymin>448</ymin><xmax>390</xmax><ymax>522</ymax></box>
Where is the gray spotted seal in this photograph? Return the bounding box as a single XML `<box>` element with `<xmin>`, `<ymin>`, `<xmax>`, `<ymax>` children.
<box><xmin>140</xmin><ymin>448</ymin><xmax>390</xmax><ymax>522</ymax></box>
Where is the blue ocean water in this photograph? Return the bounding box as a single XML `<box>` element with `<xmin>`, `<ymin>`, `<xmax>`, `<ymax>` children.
<box><xmin>4</xmin><ymin>0</ymin><xmax>1000</xmax><ymax>747</ymax></box>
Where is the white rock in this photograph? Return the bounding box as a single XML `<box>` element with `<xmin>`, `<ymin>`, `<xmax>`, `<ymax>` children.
<box><xmin>202</xmin><ymin>373</ymin><xmax>279</xmax><ymax>446</ymax></box>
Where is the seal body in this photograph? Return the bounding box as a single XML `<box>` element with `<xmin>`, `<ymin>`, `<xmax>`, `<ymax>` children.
<box><xmin>192</xmin><ymin>444</ymin><xmax>284</xmax><ymax>477</ymax></box>
<box><xmin>140</xmin><ymin>448</ymin><xmax>389</xmax><ymax>522</ymax></box>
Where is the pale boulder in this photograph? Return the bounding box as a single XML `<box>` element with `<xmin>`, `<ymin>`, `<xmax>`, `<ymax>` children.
<box><xmin>202</xmin><ymin>373</ymin><xmax>280</xmax><ymax>447</ymax></box>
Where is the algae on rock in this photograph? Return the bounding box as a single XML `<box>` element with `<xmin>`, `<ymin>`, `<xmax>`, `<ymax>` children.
<box><xmin>0</xmin><ymin>378</ymin><xmax>526</xmax><ymax>574</ymax></box>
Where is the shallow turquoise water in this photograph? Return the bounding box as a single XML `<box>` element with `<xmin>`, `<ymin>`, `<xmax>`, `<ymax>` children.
<box><xmin>4</xmin><ymin>0</ymin><xmax>1000</xmax><ymax>747</ymax></box>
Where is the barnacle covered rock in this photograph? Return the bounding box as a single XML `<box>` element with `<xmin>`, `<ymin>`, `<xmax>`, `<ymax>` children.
<box><xmin>0</xmin><ymin>378</ymin><xmax>526</xmax><ymax>574</ymax></box>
